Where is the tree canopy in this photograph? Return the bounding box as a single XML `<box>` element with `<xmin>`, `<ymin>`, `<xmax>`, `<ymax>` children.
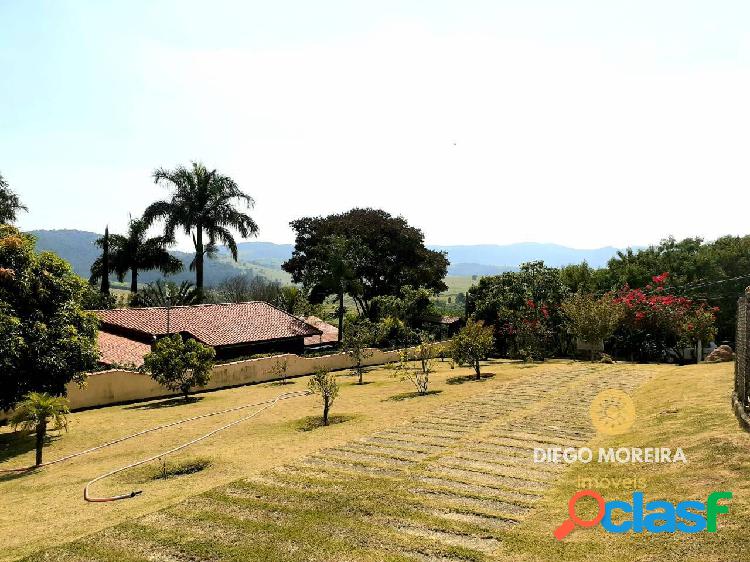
<box><xmin>283</xmin><ymin>208</ymin><xmax>449</xmax><ymax>319</ymax></box>
<box><xmin>0</xmin><ymin>226</ymin><xmax>99</xmax><ymax>411</ymax></box>
<box><xmin>143</xmin><ymin>162</ymin><xmax>258</xmax><ymax>295</ymax></box>
<box><xmin>0</xmin><ymin>172</ymin><xmax>27</xmax><ymax>225</ymax></box>
<box><xmin>90</xmin><ymin>218</ymin><xmax>182</xmax><ymax>294</ymax></box>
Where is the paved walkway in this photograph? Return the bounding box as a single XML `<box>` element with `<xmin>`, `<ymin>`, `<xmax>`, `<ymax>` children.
<box><xmin>29</xmin><ymin>364</ymin><xmax>655</xmax><ymax>562</ymax></box>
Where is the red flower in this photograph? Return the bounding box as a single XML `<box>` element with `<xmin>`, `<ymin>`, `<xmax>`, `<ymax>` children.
<box><xmin>652</xmin><ymin>272</ymin><xmax>669</xmax><ymax>285</ymax></box>
<box><xmin>526</xmin><ymin>299</ymin><xmax>536</xmax><ymax>309</ymax></box>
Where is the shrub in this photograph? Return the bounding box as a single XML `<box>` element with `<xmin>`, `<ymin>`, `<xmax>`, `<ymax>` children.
<box><xmin>449</xmin><ymin>320</ymin><xmax>494</xmax><ymax>379</ymax></box>
<box><xmin>307</xmin><ymin>368</ymin><xmax>339</xmax><ymax>426</ymax></box>
<box><xmin>143</xmin><ymin>334</ymin><xmax>216</xmax><ymax>401</ymax></box>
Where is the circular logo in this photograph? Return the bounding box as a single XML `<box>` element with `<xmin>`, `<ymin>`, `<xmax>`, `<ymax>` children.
<box><xmin>589</xmin><ymin>389</ymin><xmax>635</xmax><ymax>435</ymax></box>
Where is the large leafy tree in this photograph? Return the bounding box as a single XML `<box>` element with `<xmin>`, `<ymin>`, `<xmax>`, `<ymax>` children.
<box><xmin>90</xmin><ymin>218</ymin><xmax>182</xmax><ymax>294</ymax></box>
<box><xmin>0</xmin><ymin>172</ymin><xmax>27</xmax><ymax>224</ymax></box>
<box><xmin>143</xmin><ymin>162</ymin><xmax>259</xmax><ymax>296</ymax></box>
<box><xmin>561</xmin><ymin>293</ymin><xmax>624</xmax><ymax>361</ymax></box>
<box><xmin>467</xmin><ymin>261</ymin><xmax>569</xmax><ymax>356</ymax></box>
<box><xmin>283</xmin><ymin>208</ymin><xmax>449</xmax><ymax>321</ymax></box>
<box><xmin>0</xmin><ymin>226</ymin><xmax>99</xmax><ymax>411</ymax></box>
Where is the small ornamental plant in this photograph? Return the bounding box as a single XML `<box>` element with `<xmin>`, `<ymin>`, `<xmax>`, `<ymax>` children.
<box><xmin>11</xmin><ymin>392</ymin><xmax>70</xmax><ymax>466</ymax></box>
<box><xmin>307</xmin><ymin>368</ymin><xmax>339</xmax><ymax>426</ymax></box>
<box><xmin>449</xmin><ymin>320</ymin><xmax>495</xmax><ymax>379</ymax></box>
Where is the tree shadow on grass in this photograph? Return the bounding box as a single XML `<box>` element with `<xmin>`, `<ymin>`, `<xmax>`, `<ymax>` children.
<box><xmin>294</xmin><ymin>414</ymin><xmax>356</xmax><ymax>432</ymax></box>
<box><xmin>0</xmin><ymin>431</ymin><xmax>60</xmax><ymax>465</ymax></box>
<box><xmin>124</xmin><ymin>396</ymin><xmax>204</xmax><ymax>411</ymax></box>
<box><xmin>446</xmin><ymin>373</ymin><xmax>495</xmax><ymax>385</ymax></box>
<box><xmin>269</xmin><ymin>379</ymin><xmax>296</xmax><ymax>387</ymax></box>
<box><xmin>384</xmin><ymin>390</ymin><xmax>443</xmax><ymax>402</ymax></box>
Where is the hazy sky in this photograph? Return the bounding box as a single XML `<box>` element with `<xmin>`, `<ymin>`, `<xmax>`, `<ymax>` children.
<box><xmin>2</xmin><ymin>1</ymin><xmax>749</xmax><ymax>250</ymax></box>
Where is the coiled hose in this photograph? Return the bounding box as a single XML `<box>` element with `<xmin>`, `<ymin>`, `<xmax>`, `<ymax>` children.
<box><xmin>1</xmin><ymin>390</ymin><xmax>310</xmax><ymax>501</ymax></box>
<box><xmin>84</xmin><ymin>390</ymin><xmax>310</xmax><ymax>502</ymax></box>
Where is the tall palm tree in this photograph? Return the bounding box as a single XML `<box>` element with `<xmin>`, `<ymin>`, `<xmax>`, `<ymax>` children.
<box><xmin>142</xmin><ymin>162</ymin><xmax>259</xmax><ymax>297</ymax></box>
<box><xmin>90</xmin><ymin>218</ymin><xmax>183</xmax><ymax>294</ymax></box>
<box><xmin>0</xmin><ymin>172</ymin><xmax>27</xmax><ymax>224</ymax></box>
<box><xmin>11</xmin><ymin>392</ymin><xmax>69</xmax><ymax>467</ymax></box>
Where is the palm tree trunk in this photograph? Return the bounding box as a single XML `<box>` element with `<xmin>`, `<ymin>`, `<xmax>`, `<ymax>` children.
<box><xmin>337</xmin><ymin>289</ymin><xmax>344</xmax><ymax>343</ymax></box>
<box><xmin>130</xmin><ymin>267</ymin><xmax>138</xmax><ymax>294</ymax></box>
<box><xmin>195</xmin><ymin>227</ymin><xmax>204</xmax><ymax>298</ymax></box>
<box><xmin>35</xmin><ymin>421</ymin><xmax>46</xmax><ymax>466</ymax></box>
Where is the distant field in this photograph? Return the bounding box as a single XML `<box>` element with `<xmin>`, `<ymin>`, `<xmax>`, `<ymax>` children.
<box><xmin>442</xmin><ymin>275</ymin><xmax>479</xmax><ymax>297</ymax></box>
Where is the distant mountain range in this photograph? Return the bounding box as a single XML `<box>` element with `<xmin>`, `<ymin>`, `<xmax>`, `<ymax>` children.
<box><xmin>28</xmin><ymin>230</ymin><xmax>631</xmax><ymax>285</ymax></box>
<box><xmin>28</xmin><ymin>230</ymin><xmax>290</xmax><ymax>287</ymax></box>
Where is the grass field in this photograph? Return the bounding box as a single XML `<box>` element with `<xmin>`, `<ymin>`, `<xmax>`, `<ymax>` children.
<box><xmin>2</xmin><ymin>360</ymin><xmax>747</xmax><ymax>561</ymax></box>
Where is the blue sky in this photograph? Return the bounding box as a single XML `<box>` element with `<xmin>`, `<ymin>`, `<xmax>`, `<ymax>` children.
<box><xmin>2</xmin><ymin>1</ymin><xmax>749</xmax><ymax>248</ymax></box>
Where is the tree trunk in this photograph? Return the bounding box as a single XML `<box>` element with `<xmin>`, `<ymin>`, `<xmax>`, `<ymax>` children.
<box><xmin>323</xmin><ymin>400</ymin><xmax>329</xmax><ymax>426</ymax></box>
<box><xmin>130</xmin><ymin>267</ymin><xmax>138</xmax><ymax>294</ymax></box>
<box><xmin>195</xmin><ymin>227</ymin><xmax>204</xmax><ymax>299</ymax></box>
<box><xmin>697</xmin><ymin>339</ymin><xmax>703</xmax><ymax>362</ymax></box>
<box><xmin>337</xmin><ymin>289</ymin><xmax>344</xmax><ymax>343</ymax></box>
<box><xmin>35</xmin><ymin>421</ymin><xmax>46</xmax><ymax>466</ymax></box>
<box><xmin>590</xmin><ymin>347</ymin><xmax>595</xmax><ymax>362</ymax></box>
<box><xmin>358</xmin><ymin>366</ymin><xmax>363</xmax><ymax>385</ymax></box>
<box><xmin>101</xmin><ymin>226</ymin><xmax>110</xmax><ymax>294</ymax></box>
<box><xmin>475</xmin><ymin>359</ymin><xmax>481</xmax><ymax>380</ymax></box>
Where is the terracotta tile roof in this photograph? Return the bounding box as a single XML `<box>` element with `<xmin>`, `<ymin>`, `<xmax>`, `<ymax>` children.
<box><xmin>98</xmin><ymin>331</ymin><xmax>151</xmax><ymax>368</ymax></box>
<box><xmin>95</xmin><ymin>302</ymin><xmax>322</xmax><ymax>347</ymax></box>
<box><xmin>302</xmin><ymin>316</ymin><xmax>339</xmax><ymax>347</ymax></box>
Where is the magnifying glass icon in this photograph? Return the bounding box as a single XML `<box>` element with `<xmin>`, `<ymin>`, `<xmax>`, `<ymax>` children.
<box><xmin>553</xmin><ymin>489</ymin><xmax>605</xmax><ymax>540</ymax></box>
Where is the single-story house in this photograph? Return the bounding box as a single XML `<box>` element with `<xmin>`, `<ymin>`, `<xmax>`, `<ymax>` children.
<box><xmin>96</xmin><ymin>301</ymin><xmax>323</xmax><ymax>368</ymax></box>
<box><xmin>422</xmin><ymin>315</ymin><xmax>464</xmax><ymax>337</ymax></box>
<box><xmin>301</xmin><ymin>315</ymin><xmax>339</xmax><ymax>349</ymax></box>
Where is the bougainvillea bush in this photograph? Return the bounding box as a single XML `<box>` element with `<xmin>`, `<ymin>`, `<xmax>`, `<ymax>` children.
<box><xmin>611</xmin><ymin>272</ymin><xmax>717</xmax><ymax>361</ymax></box>
<box><xmin>466</xmin><ymin>261</ymin><xmax>568</xmax><ymax>359</ymax></box>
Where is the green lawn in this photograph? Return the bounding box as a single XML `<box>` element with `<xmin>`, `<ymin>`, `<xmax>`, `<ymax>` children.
<box><xmin>4</xmin><ymin>361</ymin><xmax>747</xmax><ymax>561</ymax></box>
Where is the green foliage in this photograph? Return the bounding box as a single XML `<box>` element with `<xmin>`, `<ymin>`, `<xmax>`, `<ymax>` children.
<box><xmin>307</xmin><ymin>368</ymin><xmax>339</xmax><ymax>426</ymax></box>
<box><xmin>10</xmin><ymin>392</ymin><xmax>70</xmax><ymax>466</ymax></box>
<box><xmin>393</xmin><ymin>334</ymin><xmax>436</xmax><ymax>395</ymax></box>
<box><xmin>90</xmin><ymin>218</ymin><xmax>182</xmax><ymax>294</ymax></box>
<box><xmin>143</xmin><ymin>334</ymin><xmax>216</xmax><ymax>400</ymax></box>
<box><xmin>0</xmin><ymin>172</ymin><xmax>27</xmax><ymax>225</ymax></box>
<box><xmin>372</xmin><ymin>285</ymin><xmax>437</xmax><ymax>328</ymax></box>
<box><xmin>143</xmin><ymin>161</ymin><xmax>259</xmax><ymax>293</ymax></box>
<box><xmin>559</xmin><ymin>235</ymin><xmax>750</xmax><ymax>341</ymax></box>
<box><xmin>283</xmin><ymin>208</ymin><xmax>449</xmax><ymax>320</ymax></box>
<box><xmin>132</xmin><ymin>279</ymin><xmax>200</xmax><ymax>307</ymax></box>
<box><xmin>276</xmin><ymin>285</ymin><xmax>311</xmax><ymax>315</ymax></box>
<box><xmin>211</xmin><ymin>274</ymin><xmax>281</xmax><ymax>303</ymax></box>
<box><xmin>81</xmin><ymin>283</ymin><xmax>116</xmax><ymax>310</ymax></box>
<box><xmin>466</xmin><ymin>261</ymin><xmax>568</xmax><ymax>357</ymax></box>
<box><xmin>342</xmin><ymin>318</ymin><xmax>375</xmax><ymax>384</ymax></box>
<box><xmin>0</xmin><ymin>226</ymin><xmax>99</xmax><ymax>411</ymax></box>
<box><xmin>561</xmin><ymin>293</ymin><xmax>625</xmax><ymax>360</ymax></box>
<box><xmin>449</xmin><ymin>320</ymin><xmax>494</xmax><ymax>379</ymax></box>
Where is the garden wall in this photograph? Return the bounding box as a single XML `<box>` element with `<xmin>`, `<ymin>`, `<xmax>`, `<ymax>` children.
<box><xmin>62</xmin><ymin>347</ymin><xmax>404</xmax><ymax>411</ymax></box>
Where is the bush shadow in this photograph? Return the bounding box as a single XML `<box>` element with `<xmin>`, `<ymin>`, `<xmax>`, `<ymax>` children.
<box><xmin>294</xmin><ymin>414</ymin><xmax>356</xmax><ymax>432</ymax></box>
<box><xmin>446</xmin><ymin>373</ymin><xmax>495</xmax><ymax>385</ymax></box>
<box><xmin>384</xmin><ymin>390</ymin><xmax>443</xmax><ymax>402</ymax></box>
<box><xmin>124</xmin><ymin>396</ymin><xmax>204</xmax><ymax>411</ymax></box>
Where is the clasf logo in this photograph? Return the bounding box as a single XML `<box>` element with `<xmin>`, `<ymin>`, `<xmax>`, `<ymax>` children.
<box><xmin>554</xmin><ymin>489</ymin><xmax>732</xmax><ymax>540</ymax></box>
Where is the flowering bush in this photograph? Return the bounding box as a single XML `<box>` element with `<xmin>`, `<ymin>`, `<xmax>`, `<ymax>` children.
<box><xmin>611</xmin><ymin>272</ymin><xmax>717</xmax><ymax>361</ymax></box>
